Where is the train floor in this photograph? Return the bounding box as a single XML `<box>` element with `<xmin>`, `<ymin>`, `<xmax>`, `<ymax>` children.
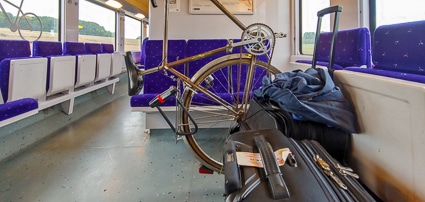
<box><xmin>0</xmin><ymin>95</ymin><xmax>224</xmax><ymax>202</ymax></box>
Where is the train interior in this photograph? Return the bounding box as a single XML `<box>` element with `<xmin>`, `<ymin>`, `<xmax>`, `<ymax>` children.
<box><xmin>1</xmin><ymin>0</ymin><xmax>425</xmax><ymax>201</ymax></box>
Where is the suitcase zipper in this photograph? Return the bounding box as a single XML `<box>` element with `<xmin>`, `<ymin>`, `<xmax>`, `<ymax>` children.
<box><xmin>288</xmin><ymin>138</ymin><xmax>341</xmax><ymax>201</ymax></box>
<box><xmin>296</xmin><ymin>140</ymin><xmax>354</xmax><ymax>202</ymax></box>
<box><xmin>309</xmin><ymin>140</ymin><xmax>376</xmax><ymax>202</ymax></box>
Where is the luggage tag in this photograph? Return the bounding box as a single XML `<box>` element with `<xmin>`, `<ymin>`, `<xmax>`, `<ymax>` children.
<box><xmin>236</xmin><ymin>148</ymin><xmax>291</xmax><ymax>168</ymax></box>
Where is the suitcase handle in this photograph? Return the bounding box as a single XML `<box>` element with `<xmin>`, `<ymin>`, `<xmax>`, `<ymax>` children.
<box><xmin>312</xmin><ymin>5</ymin><xmax>343</xmax><ymax>76</ymax></box>
<box><xmin>224</xmin><ymin>140</ymin><xmax>242</xmax><ymax>195</ymax></box>
<box><xmin>317</xmin><ymin>5</ymin><xmax>342</xmax><ymax>17</ymax></box>
<box><xmin>254</xmin><ymin>135</ymin><xmax>290</xmax><ymax>199</ymax></box>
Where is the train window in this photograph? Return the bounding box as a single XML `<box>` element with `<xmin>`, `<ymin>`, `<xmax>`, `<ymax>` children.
<box><xmin>124</xmin><ymin>16</ymin><xmax>142</xmax><ymax>52</ymax></box>
<box><xmin>79</xmin><ymin>0</ymin><xmax>116</xmax><ymax>45</ymax></box>
<box><xmin>375</xmin><ymin>0</ymin><xmax>425</xmax><ymax>27</ymax></box>
<box><xmin>300</xmin><ymin>0</ymin><xmax>331</xmax><ymax>55</ymax></box>
<box><xmin>0</xmin><ymin>0</ymin><xmax>59</xmax><ymax>41</ymax></box>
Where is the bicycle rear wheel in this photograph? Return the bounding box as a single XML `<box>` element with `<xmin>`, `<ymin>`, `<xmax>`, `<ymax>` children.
<box><xmin>18</xmin><ymin>12</ymin><xmax>43</xmax><ymax>41</ymax></box>
<box><xmin>180</xmin><ymin>54</ymin><xmax>281</xmax><ymax>172</ymax></box>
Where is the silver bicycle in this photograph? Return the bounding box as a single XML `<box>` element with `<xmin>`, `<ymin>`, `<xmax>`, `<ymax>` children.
<box><xmin>125</xmin><ymin>0</ymin><xmax>286</xmax><ymax>173</ymax></box>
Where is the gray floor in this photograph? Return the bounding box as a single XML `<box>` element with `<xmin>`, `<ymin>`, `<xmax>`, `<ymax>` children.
<box><xmin>0</xmin><ymin>96</ymin><xmax>224</xmax><ymax>202</ymax></box>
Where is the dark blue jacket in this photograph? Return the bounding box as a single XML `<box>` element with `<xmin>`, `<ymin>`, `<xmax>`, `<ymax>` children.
<box><xmin>254</xmin><ymin>68</ymin><xmax>358</xmax><ymax>133</ymax></box>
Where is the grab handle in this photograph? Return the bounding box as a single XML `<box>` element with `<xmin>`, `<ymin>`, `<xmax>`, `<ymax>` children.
<box><xmin>254</xmin><ymin>135</ymin><xmax>290</xmax><ymax>200</ymax></box>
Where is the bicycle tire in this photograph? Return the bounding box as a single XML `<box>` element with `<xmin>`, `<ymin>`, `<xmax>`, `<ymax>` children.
<box><xmin>18</xmin><ymin>12</ymin><xmax>43</xmax><ymax>41</ymax></box>
<box><xmin>180</xmin><ymin>54</ymin><xmax>281</xmax><ymax>172</ymax></box>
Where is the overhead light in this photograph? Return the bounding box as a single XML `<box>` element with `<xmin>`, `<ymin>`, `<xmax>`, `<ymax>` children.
<box><xmin>105</xmin><ymin>0</ymin><xmax>122</xmax><ymax>9</ymax></box>
<box><xmin>135</xmin><ymin>13</ymin><xmax>145</xmax><ymax>19</ymax></box>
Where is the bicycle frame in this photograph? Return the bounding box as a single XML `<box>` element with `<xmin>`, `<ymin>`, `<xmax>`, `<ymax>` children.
<box><xmin>0</xmin><ymin>0</ymin><xmax>31</xmax><ymax>31</ymax></box>
<box><xmin>140</xmin><ymin>0</ymin><xmax>280</xmax><ymax>115</ymax></box>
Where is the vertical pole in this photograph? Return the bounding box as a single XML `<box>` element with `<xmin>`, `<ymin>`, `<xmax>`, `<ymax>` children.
<box><xmin>162</xmin><ymin>0</ymin><xmax>169</xmax><ymax>66</ymax></box>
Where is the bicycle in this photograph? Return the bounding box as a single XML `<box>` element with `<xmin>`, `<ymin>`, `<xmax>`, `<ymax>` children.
<box><xmin>125</xmin><ymin>0</ymin><xmax>286</xmax><ymax>173</ymax></box>
<box><xmin>0</xmin><ymin>0</ymin><xmax>43</xmax><ymax>41</ymax></box>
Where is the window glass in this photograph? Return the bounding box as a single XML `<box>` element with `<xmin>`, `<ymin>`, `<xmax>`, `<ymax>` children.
<box><xmin>300</xmin><ymin>0</ymin><xmax>330</xmax><ymax>55</ymax></box>
<box><xmin>376</xmin><ymin>0</ymin><xmax>425</xmax><ymax>27</ymax></box>
<box><xmin>0</xmin><ymin>0</ymin><xmax>59</xmax><ymax>41</ymax></box>
<box><xmin>79</xmin><ymin>0</ymin><xmax>115</xmax><ymax>45</ymax></box>
<box><xmin>124</xmin><ymin>16</ymin><xmax>142</xmax><ymax>52</ymax></box>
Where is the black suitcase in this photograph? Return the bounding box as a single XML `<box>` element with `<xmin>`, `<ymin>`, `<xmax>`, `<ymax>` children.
<box><xmin>242</xmin><ymin>98</ymin><xmax>351</xmax><ymax>163</ymax></box>
<box><xmin>223</xmin><ymin>129</ymin><xmax>376</xmax><ymax>202</ymax></box>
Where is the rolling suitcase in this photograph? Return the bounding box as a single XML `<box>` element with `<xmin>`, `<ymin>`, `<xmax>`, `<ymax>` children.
<box><xmin>223</xmin><ymin>129</ymin><xmax>377</xmax><ymax>202</ymax></box>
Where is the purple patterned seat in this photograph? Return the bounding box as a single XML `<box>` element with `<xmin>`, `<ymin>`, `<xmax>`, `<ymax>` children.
<box><xmin>0</xmin><ymin>40</ymin><xmax>47</xmax><ymax>103</ymax></box>
<box><xmin>0</xmin><ymin>98</ymin><xmax>38</xmax><ymax>122</ymax></box>
<box><xmin>346</xmin><ymin>21</ymin><xmax>425</xmax><ymax>83</ymax></box>
<box><xmin>63</xmin><ymin>42</ymin><xmax>96</xmax><ymax>87</ymax></box>
<box><xmin>130</xmin><ymin>40</ymin><xmax>187</xmax><ymax>108</ymax></box>
<box><xmin>297</xmin><ymin>27</ymin><xmax>372</xmax><ymax>69</ymax></box>
<box><xmin>101</xmin><ymin>43</ymin><xmax>122</xmax><ymax>77</ymax></box>
<box><xmin>33</xmin><ymin>41</ymin><xmax>75</xmax><ymax>96</ymax></box>
<box><xmin>101</xmin><ymin>43</ymin><xmax>114</xmax><ymax>53</ymax></box>
<box><xmin>185</xmin><ymin>39</ymin><xmax>232</xmax><ymax>105</ymax></box>
<box><xmin>85</xmin><ymin>42</ymin><xmax>112</xmax><ymax>81</ymax></box>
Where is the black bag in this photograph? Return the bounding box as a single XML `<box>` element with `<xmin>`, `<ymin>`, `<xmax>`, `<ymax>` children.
<box><xmin>224</xmin><ymin>129</ymin><xmax>376</xmax><ymax>202</ymax></box>
<box><xmin>242</xmin><ymin>98</ymin><xmax>351</xmax><ymax>163</ymax></box>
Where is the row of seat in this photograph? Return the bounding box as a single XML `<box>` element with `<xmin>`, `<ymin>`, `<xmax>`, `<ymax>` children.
<box><xmin>129</xmin><ymin>39</ymin><xmax>268</xmax><ymax>131</ymax></box>
<box><xmin>130</xmin><ymin>39</ymin><xmax>267</xmax><ymax>109</ymax></box>
<box><xmin>0</xmin><ymin>40</ymin><xmax>123</xmax><ymax>127</ymax></box>
<box><xmin>296</xmin><ymin>21</ymin><xmax>425</xmax><ymax>84</ymax></box>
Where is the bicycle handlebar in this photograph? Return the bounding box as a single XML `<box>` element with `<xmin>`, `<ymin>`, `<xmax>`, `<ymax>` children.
<box><xmin>151</xmin><ymin>0</ymin><xmax>158</xmax><ymax>8</ymax></box>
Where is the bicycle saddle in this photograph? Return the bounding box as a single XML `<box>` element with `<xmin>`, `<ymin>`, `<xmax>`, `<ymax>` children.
<box><xmin>124</xmin><ymin>51</ymin><xmax>144</xmax><ymax>96</ymax></box>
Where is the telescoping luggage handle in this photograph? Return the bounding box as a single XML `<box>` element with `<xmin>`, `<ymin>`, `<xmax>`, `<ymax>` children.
<box><xmin>311</xmin><ymin>5</ymin><xmax>343</xmax><ymax>76</ymax></box>
<box><xmin>254</xmin><ymin>135</ymin><xmax>290</xmax><ymax>200</ymax></box>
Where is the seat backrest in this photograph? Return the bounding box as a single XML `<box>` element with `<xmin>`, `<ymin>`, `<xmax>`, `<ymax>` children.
<box><xmin>101</xmin><ymin>43</ymin><xmax>115</xmax><ymax>53</ymax></box>
<box><xmin>84</xmin><ymin>43</ymin><xmax>102</xmax><ymax>54</ymax></box>
<box><xmin>315</xmin><ymin>27</ymin><xmax>372</xmax><ymax>68</ymax></box>
<box><xmin>0</xmin><ymin>40</ymin><xmax>31</xmax><ymax>61</ymax></box>
<box><xmin>186</xmin><ymin>39</ymin><xmax>228</xmax><ymax>78</ymax></box>
<box><xmin>140</xmin><ymin>37</ymin><xmax>149</xmax><ymax>65</ymax></box>
<box><xmin>131</xmin><ymin>51</ymin><xmax>142</xmax><ymax>64</ymax></box>
<box><xmin>33</xmin><ymin>41</ymin><xmax>63</xmax><ymax>57</ymax></box>
<box><xmin>63</xmin><ymin>42</ymin><xmax>86</xmax><ymax>55</ymax></box>
<box><xmin>372</xmin><ymin>20</ymin><xmax>425</xmax><ymax>76</ymax></box>
<box><xmin>143</xmin><ymin>39</ymin><xmax>186</xmax><ymax>94</ymax></box>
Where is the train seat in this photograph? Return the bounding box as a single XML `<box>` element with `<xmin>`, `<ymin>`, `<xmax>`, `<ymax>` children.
<box><xmin>130</xmin><ymin>51</ymin><xmax>143</xmax><ymax>69</ymax></box>
<box><xmin>134</xmin><ymin>37</ymin><xmax>149</xmax><ymax>70</ymax></box>
<box><xmin>296</xmin><ymin>27</ymin><xmax>372</xmax><ymax>69</ymax></box>
<box><xmin>130</xmin><ymin>39</ymin><xmax>187</xmax><ymax>109</ymax></box>
<box><xmin>63</xmin><ymin>42</ymin><xmax>96</xmax><ymax>88</ymax></box>
<box><xmin>84</xmin><ymin>43</ymin><xmax>112</xmax><ymax>82</ymax></box>
<box><xmin>0</xmin><ymin>39</ymin><xmax>47</xmax><ymax>103</ymax></box>
<box><xmin>33</xmin><ymin>41</ymin><xmax>76</xmax><ymax>97</ymax></box>
<box><xmin>345</xmin><ymin>20</ymin><xmax>425</xmax><ymax>83</ymax></box>
<box><xmin>101</xmin><ymin>43</ymin><xmax>123</xmax><ymax>78</ymax></box>
<box><xmin>0</xmin><ymin>96</ymin><xmax>38</xmax><ymax>127</ymax></box>
<box><xmin>186</xmin><ymin>39</ymin><xmax>231</xmax><ymax>105</ymax></box>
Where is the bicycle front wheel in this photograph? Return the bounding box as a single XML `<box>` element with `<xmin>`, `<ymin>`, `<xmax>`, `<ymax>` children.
<box><xmin>180</xmin><ymin>54</ymin><xmax>281</xmax><ymax>172</ymax></box>
<box><xmin>18</xmin><ymin>12</ymin><xmax>43</xmax><ymax>41</ymax></box>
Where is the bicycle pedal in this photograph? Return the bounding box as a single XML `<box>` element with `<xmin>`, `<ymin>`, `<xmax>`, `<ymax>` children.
<box><xmin>199</xmin><ymin>165</ymin><xmax>214</xmax><ymax>174</ymax></box>
<box><xmin>149</xmin><ymin>86</ymin><xmax>178</xmax><ymax>107</ymax></box>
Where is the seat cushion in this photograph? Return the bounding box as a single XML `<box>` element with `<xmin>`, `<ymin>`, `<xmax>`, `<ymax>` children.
<box><xmin>0</xmin><ymin>98</ymin><xmax>38</xmax><ymax>121</ymax></box>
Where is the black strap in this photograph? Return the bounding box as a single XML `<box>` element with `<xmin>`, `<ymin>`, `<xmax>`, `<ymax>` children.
<box><xmin>254</xmin><ymin>135</ymin><xmax>290</xmax><ymax>199</ymax></box>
